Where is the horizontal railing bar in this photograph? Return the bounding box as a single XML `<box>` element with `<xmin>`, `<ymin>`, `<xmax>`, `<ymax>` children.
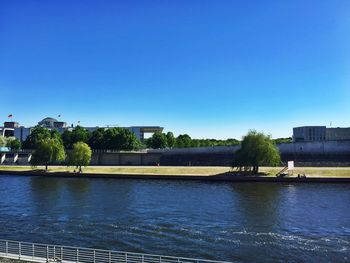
<box><xmin>0</xmin><ymin>238</ymin><xmax>231</xmax><ymax>263</ymax></box>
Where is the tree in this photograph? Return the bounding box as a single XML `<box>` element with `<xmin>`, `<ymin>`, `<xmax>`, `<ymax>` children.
<box><xmin>62</xmin><ymin>126</ymin><xmax>90</xmax><ymax>149</ymax></box>
<box><xmin>22</xmin><ymin>126</ymin><xmax>51</xmax><ymax>149</ymax></box>
<box><xmin>175</xmin><ymin>134</ymin><xmax>192</xmax><ymax>148</ymax></box>
<box><xmin>7</xmin><ymin>138</ymin><xmax>21</xmax><ymax>151</ymax></box>
<box><xmin>31</xmin><ymin>138</ymin><xmax>66</xmax><ymax>171</ymax></box>
<box><xmin>147</xmin><ymin>132</ymin><xmax>168</xmax><ymax>149</ymax></box>
<box><xmin>89</xmin><ymin>128</ymin><xmax>106</xmax><ymax>149</ymax></box>
<box><xmin>232</xmin><ymin>130</ymin><xmax>281</xmax><ymax>174</ymax></box>
<box><xmin>166</xmin><ymin>132</ymin><xmax>175</xmax><ymax>148</ymax></box>
<box><xmin>103</xmin><ymin>127</ymin><xmax>141</xmax><ymax>151</ymax></box>
<box><xmin>69</xmin><ymin>142</ymin><xmax>92</xmax><ymax>173</ymax></box>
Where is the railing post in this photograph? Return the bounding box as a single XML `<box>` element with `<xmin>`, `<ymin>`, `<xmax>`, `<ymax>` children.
<box><xmin>46</xmin><ymin>245</ymin><xmax>49</xmax><ymax>262</ymax></box>
<box><xmin>109</xmin><ymin>251</ymin><xmax>111</xmax><ymax>263</ymax></box>
<box><xmin>61</xmin><ymin>247</ymin><xmax>63</xmax><ymax>261</ymax></box>
<box><xmin>142</xmin><ymin>255</ymin><xmax>144</xmax><ymax>263</ymax></box>
<box><xmin>77</xmin><ymin>248</ymin><xmax>79</xmax><ymax>263</ymax></box>
<box><xmin>19</xmin><ymin>242</ymin><xmax>21</xmax><ymax>259</ymax></box>
<box><xmin>32</xmin><ymin>243</ymin><xmax>34</xmax><ymax>259</ymax></box>
<box><xmin>5</xmin><ymin>241</ymin><xmax>8</xmax><ymax>256</ymax></box>
<box><xmin>160</xmin><ymin>256</ymin><xmax>162</xmax><ymax>263</ymax></box>
<box><xmin>125</xmin><ymin>252</ymin><xmax>128</xmax><ymax>263</ymax></box>
<box><xmin>94</xmin><ymin>250</ymin><xmax>96</xmax><ymax>263</ymax></box>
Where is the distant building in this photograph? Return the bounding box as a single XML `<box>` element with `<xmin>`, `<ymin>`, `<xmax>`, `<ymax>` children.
<box><xmin>0</xmin><ymin>117</ymin><xmax>163</xmax><ymax>142</ymax></box>
<box><xmin>293</xmin><ymin>126</ymin><xmax>350</xmax><ymax>142</ymax></box>
<box><xmin>326</xmin><ymin>127</ymin><xmax>350</xmax><ymax>141</ymax></box>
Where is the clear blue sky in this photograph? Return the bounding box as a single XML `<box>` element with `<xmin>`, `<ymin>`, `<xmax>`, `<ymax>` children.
<box><xmin>1</xmin><ymin>0</ymin><xmax>349</xmax><ymax>139</ymax></box>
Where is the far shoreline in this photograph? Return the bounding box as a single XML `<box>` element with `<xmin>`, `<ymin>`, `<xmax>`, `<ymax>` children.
<box><xmin>1</xmin><ymin>169</ymin><xmax>350</xmax><ymax>183</ymax></box>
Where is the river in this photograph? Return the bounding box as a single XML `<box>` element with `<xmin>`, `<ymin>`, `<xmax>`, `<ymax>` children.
<box><xmin>0</xmin><ymin>175</ymin><xmax>349</xmax><ymax>262</ymax></box>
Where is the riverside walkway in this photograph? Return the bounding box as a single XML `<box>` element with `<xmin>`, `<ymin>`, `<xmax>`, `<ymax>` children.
<box><xmin>0</xmin><ymin>239</ymin><xmax>231</xmax><ymax>263</ymax></box>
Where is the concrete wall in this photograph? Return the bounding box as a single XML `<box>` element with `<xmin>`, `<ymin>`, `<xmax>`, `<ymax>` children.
<box><xmin>90</xmin><ymin>152</ymin><xmax>162</xmax><ymax>166</ymax></box>
<box><xmin>0</xmin><ymin>141</ymin><xmax>349</xmax><ymax>166</ymax></box>
<box><xmin>149</xmin><ymin>141</ymin><xmax>350</xmax><ymax>155</ymax></box>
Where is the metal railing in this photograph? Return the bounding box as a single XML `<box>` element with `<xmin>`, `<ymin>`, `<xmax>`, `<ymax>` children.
<box><xmin>0</xmin><ymin>239</ymin><xmax>232</xmax><ymax>263</ymax></box>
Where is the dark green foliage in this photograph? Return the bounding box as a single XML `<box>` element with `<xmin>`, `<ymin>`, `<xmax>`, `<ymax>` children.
<box><xmin>94</xmin><ymin>127</ymin><xmax>141</xmax><ymax>151</ymax></box>
<box><xmin>147</xmin><ymin>132</ymin><xmax>168</xmax><ymax>149</ymax></box>
<box><xmin>22</xmin><ymin>126</ymin><xmax>52</xmax><ymax>149</ymax></box>
<box><xmin>88</xmin><ymin>128</ymin><xmax>106</xmax><ymax>149</ymax></box>
<box><xmin>166</xmin><ymin>132</ymin><xmax>175</xmax><ymax>148</ymax></box>
<box><xmin>62</xmin><ymin>126</ymin><xmax>90</xmax><ymax>149</ymax></box>
<box><xmin>175</xmin><ymin>134</ymin><xmax>192</xmax><ymax>148</ymax></box>
<box><xmin>7</xmin><ymin>138</ymin><xmax>21</xmax><ymax>150</ymax></box>
<box><xmin>232</xmin><ymin>130</ymin><xmax>281</xmax><ymax>173</ymax></box>
<box><xmin>273</xmin><ymin>137</ymin><xmax>292</xmax><ymax>144</ymax></box>
<box><xmin>110</xmin><ymin>128</ymin><xmax>141</xmax><ymax>151</ymax></box>
<box><xmin>31</xmin><ymin>138</ymin><xmax>66</xmax><ymax>170</ymax></box>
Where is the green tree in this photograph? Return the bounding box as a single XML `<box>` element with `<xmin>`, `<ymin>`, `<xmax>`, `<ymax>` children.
<box><xmin>232</xmin><ymin>130</ymin><xmax>281</xmax><ymax>174</ymax></box>
<box><xmin>62</xmin><ymin>126</ymin><xmax>90</xmax><ymax>149</ymax></box>
<box><xmin>69</xmin><ymin>142</ymin><xmax>92</xmax><ymax>173</ymax></box>
<box><xmin>175</xmin><ymin>134</ymin><xmax>192</xmax><ymax>148</ymax></box>
<box><xmin>0</xmin><ymin>136</ymin><xmax>6</xmax><ymax>147</ymax></box>
<box><xmin>89</xmin><ymin>128</ymin><xmax>106</xmax><ymax>149</ymax></box>
<box><xmin>273</xmin><ymin>137</ymin><xmax>292</xmax><ymax>144</ymax></box>
<box><xmin>147</xmin><ymin>132</ymin><xmax>168</xmax><ymax>149</ymax></box>
<box><xmin>7</xmin><ymin>138</ymin><xmax>21</xmax><ymax>150</ymax></box>
<box><xmin>166</xmin><ymin>132</ymin><xmax>175</xmax><ymax>148</ymax></box>
<box><xmin>103</xmin><ymin>127</ymin><xmax>141</xmax><ymax>151</ymax></box>
<box><xmin>22</xmin><ymin>126</ymin><xmax>51</xmax><ymax>149</ymax></box>
<box><xmin>31</xmin><ymin>138</ymin><xmax>66</xmax><ymax>171</ymax></box>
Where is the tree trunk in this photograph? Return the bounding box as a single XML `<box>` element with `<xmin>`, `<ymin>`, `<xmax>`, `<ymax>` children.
<box><xmin>45</xmin><ymin>163</ymin><xmax>48</xmax><ymax>171</ymax></box>
<box><xmin>79</xmin><ymin>166</ymin><xmax>82</xmax><ymax>173</ymax></box>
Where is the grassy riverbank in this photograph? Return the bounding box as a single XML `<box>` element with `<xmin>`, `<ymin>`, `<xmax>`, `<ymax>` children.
<box><xmin>0</xmin><ymin>165</ymin><xmax>350</xmax><ymax>177</ymax></box>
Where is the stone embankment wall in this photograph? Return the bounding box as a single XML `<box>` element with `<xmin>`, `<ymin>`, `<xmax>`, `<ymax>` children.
<box><xmin>150</xmin><ymin>141</ymin><xmax>350</xmax><ymax>167</ymax></box>
<box><xmin>1</xmin><ymin>141</ymin><xmax>349</xmax><ymax>166</ymax></box>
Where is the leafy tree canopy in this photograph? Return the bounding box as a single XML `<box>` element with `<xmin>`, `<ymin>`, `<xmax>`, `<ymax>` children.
<box><xmin>62</xmin><ymin>126</ymin><xmax>90</xmax><ymax>149</ymax></box>
<box><xmin>232</xmin><ymin>130</ymin><xmax>281</xmax><ymax>174</ymax></box>
<box><xmin>22</xmin><ymin>126</ymin><xmax>52</xmax><ymax>149</ymax></box>
<box><xmin>175</xmin><ymin>134</ymin><xmax>192</xmax><ymax>148</ymax></box>
<box><xmin>166</xmin><ymin>132</ymin><xmax>175</xmax><ymax>148</ymax></box>
<box><xmin>7</xmin><ymin>138</ymin><xmax>21</xmax><ymax>150</ymax></box>
<box><xmin>88</xmin><ymin>128</ymin><xmax>106</xmax><ymax>149</ymax></box>
<box><xmin>146</xmin><ymin>132</ymin><xmax>168</xmax><ymax>149</ymax></box>
<box><xmin>31</xmin><ymin>138</ymin><xmax>66</xmax><ymax>170</ymax></box>
<box><xmin>68</xmin><ymin>141</ymin><xmax>92</xmax><ymax>173</ymax></box>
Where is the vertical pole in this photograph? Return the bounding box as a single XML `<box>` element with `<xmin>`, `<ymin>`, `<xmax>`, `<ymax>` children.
<box><xmin>142</xmin><ymin>255</ymin><xmax>144</xmax><ymax>263</ymax></box>
<box><xmin>61</xmin><ymin>247</ymin><xmax>63</xmax><ymax>261</ymax></box>
<box><xmin>32</xmin><ymin>244</ymin><xmax>34</xmax><ymax>259</ymax></box>
<box><xmin>93</xmin><ymin>250</ymin><xmax>96</xmax><ymax>263</ymax></box>
<box><xmin>5</xmin><ymin>241</ymin><xmax>8</xmax><ymax>255</ymax></box>
<box><xmin>125</xmin><ymin>252</ymin><xmax>127</xmax><ymax>263</ymax></box>
<box><xmin>46</xmin><ymin>245</ymin><xmax>49</xmax><ymax>262</ymax></box>
<box><xmin>19</xmin><ymin>242</ymin><xmax>21</xmax><ymax>259</ymax></box>
<box><xmin>160</xmin><ymin>256</ymin><xmax>162</xmax><ymax>263</ymax></box>
<box><xmin>77</xmin><ymin>248</ymin><xmax>79</xmax><ymax>263</ymax></box>
<box><xmin>54</xmin><ymin>246</ymin><xmax>56</xmax><ymax>260</ymax></box>
<box><xmin>109</xmin><ymin>251</ymin><xmax>111</xmax><ymax>263</ymax></box>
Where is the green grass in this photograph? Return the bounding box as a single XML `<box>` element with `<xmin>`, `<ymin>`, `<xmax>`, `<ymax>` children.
<box><xmin>1</xmin><ymin>165</ymin><xmax>350</xmax><ymax>177</ymax></box>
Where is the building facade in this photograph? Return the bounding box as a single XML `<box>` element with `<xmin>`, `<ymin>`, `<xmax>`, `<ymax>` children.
<box><xmin>293</xmin><ymin>126</ymin><xmax>350</xmax><ymax>142</ymax></box>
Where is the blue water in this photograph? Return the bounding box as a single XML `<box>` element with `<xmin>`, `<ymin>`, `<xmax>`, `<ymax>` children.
<box><xmin>0</xmin><ymin>175</ymin><xmax>349</xmax><ymax>262</ymax></box>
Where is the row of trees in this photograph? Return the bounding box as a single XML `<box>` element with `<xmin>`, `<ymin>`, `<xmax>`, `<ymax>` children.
<box><xmin>31</xmin><ymin>138</ymin><xmax>92</xmax><ymax>172</ymax></box>
<box><xmin>145</xmin><ymin>132</ymin><xmax>241</xmax><ymax>149</ymax></box>
<box><xmin>22</xmin><ymin>126</ymin><xmax>142</xmax><ymax>151</ymax></box>
<box><xmin>21</xmin><ymin>126</ymin><xmax>244</xmax><ymax>151</ymax></box>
